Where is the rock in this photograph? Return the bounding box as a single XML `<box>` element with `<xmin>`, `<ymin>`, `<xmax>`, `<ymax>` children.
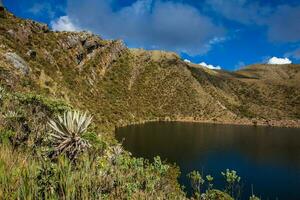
<box><xmin>7</xmin><ymin>29</ymin><xmax>15</xmax><ymax>37</ymax></box>
<box><xmin>5</xmin><ymin>52</ymin><xmax>30</xmax><ymax>75</ymax></box>
<box><xmin>66</xmin><ymin>35</ymin><xmax>80</xmax><ymax>49</ymax></box>
<box><xmin>83</xmin><ymin>38</ymin><xmax>99</xmax><ymax>54</ymax></box>
<box><xmin>29</xmin><ymin>20</ymin><xmax>49</xmax><ymax>33</ymax></box>
<box><xmin>7</xmin><ymin>21</ymin><xmax>49</xmax><ymax>44</ymax></box>
<box><xmin>26</xmin><ymin>50</ymin><xmax>36</xmax><ymax>59</ymax></box>
<box><xmin>40</xmin><ymin>23</ymin><xmax>49</xmax><ymax>33</ymax></box>
<box><xmin>76</xmin><ymin>52</ymin><xmax>85</xmax><ymax>64</ymax></box>
<box><xmin>111</xmin><ymin>40</ymin><xmax>126</xmax><ymax>53</ymax></box>
<box><xmin>79</xmin><ymin>32</ymin><xmax>94</xmax><ymax>44</ymax></box>
<box><xmin>108</xmin><ymin>40</ymin><xmax>126</xmax><ymax>61</ymax></box>
<box><xmin>14</xmin><ymin>24</ymin><xmax>32</xmax><ymax>44</ymax></box>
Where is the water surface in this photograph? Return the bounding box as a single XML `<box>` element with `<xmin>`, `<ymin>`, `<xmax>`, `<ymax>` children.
<box><xmin>116</xmin><ymin>122</ymin><xmax>300</xmax><ymax>200</ymax></box>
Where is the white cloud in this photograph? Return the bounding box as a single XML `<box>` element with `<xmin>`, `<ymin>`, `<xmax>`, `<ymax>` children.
<box><xmin>66</xmin><ymin>0</ymin><xmax>225</xmax><ymax>55</ymax></box>
<box><xmin>199</xmin><ymin>62</ymin><xmax>222</xmax><ymax>70</ymax></box>
<box><xmin>51</xmin><ymin>16</ymin><xmax>81</xmax><ymax>32</ymax></box>
<box><xmin>200</xmin><ymin>36</ymin><xmax>228</xmax><ymax>54</ymax></box>
<box><xmin>267</xmin><ymin>57</ymin><xmax>292</xmax><ymax>65</ymax></box>
<box><xmin>183</xmin><ymin>59</ymin><xmax>222</xmax><ymax>69</ymax></box>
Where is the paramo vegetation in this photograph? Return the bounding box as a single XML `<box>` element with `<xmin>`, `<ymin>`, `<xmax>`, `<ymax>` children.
<box><xmin>0</xmin><ymin>7</ymin><xmax>294</xmax><ymax>200</ymax></box>
<box><xmin>0</xmin><ymin>87</ymin><xmax>260</xmax><ymax>199</ymax></box>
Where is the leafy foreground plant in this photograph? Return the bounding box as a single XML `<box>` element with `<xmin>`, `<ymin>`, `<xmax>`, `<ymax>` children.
<box><xmin>188</xmin><ymin>171</ymin><xmax>234</xmax><ymax>200</ymax></box>
<box><xmin>48</xmin><ymin>111</ymin><xmax>92</xmax><ymax>160</ymax></box>
<box><xmin>221</xmin><ymin>169</ymin><xmax>241</xmax><ymax>199</ymax></box>
<box><xmin>0</xmin><ymin>90</ymin><xmax>252</xmax><ymax>199</ymax></box>
<box><xmin>187</xmin><ymin>170</ymin><xmax>205</xmax><ymax>199</ymax></box>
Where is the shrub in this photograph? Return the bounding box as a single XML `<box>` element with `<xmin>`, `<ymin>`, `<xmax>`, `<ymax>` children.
<box><xmin>221</xmin><ymin>169</ymin><xmax>241</xmax><ymax>199</ymax></box>
<box><xmin>187</xmin><ymin>170</ymin><xmax>205</xmax><ymax>199</ymax></box>
<box><xmin>16</xmin><ymin>93</ymin><xmax>71</xmax><ymax>114</ymax></box>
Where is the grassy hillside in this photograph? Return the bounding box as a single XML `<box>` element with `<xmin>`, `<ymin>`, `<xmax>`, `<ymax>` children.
<box><xmin>1</xmin><ymin>9</ymin><xmax>294</xmax><ymax>199</ymax></box>
<box><xmin>1</xmin><ymin>11</ymin><xmax>299</xmax><ymax>131</ymax></box>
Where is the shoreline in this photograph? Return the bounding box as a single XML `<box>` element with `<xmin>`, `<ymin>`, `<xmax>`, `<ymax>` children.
<box><xmin>116</xmin><ymin>117</ymin><xmax>300</xmax><ymax>129</ymax></box>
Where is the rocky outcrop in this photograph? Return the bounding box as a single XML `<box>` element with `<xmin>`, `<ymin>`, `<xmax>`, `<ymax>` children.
<box><xmin>5</xmin><ymin>52</ymin><xmax>29</xmax><ymax>75</ymax></box>
<box><xmin>6</xmin><ymin>18</ymin><xmax>49</xmax><ymax>44</ymax></box>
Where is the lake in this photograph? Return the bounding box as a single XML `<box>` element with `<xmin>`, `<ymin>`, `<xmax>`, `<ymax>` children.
<box><xmin>116</xmin><ymin>122</ymin><xmax>300</xmax><ymax>200</ymax></box>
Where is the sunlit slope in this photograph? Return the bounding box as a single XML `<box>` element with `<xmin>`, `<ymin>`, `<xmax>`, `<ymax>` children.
<box><xmin>0</xmin><ymin>10</ymin><xmax>299</xmax><ymax>129</ymax></box>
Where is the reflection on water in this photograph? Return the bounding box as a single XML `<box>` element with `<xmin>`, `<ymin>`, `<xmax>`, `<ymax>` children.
<box><xmin>116</xmin><ymin>122</ymin><xmax>300</xmax><ymax>200</ymax></box>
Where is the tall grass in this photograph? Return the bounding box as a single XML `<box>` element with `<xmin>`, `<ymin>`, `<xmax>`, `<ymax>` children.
<box><xmin>0</xmin><ymin>145</ymin><xmax>39</xmax><ymax>200</ymax></box>
<box><xmin>0</xmin><ymin>142</ymin><xmax>185</xmax><ymax>199</ymax></box>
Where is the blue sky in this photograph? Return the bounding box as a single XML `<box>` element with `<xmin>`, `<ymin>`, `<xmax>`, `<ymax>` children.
<box><xmin>4</xmin><ymin>0</ymin><xmax>300</xmax><ymax>70</ymax></box>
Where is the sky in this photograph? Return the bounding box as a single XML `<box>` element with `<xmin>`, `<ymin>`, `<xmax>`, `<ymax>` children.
<box><xmin>3</xmin><ymin>0</ymin><xmax>300</xmax><ymax>70</ymax></box>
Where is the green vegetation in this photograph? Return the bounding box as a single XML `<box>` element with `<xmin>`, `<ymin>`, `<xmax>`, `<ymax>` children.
<box><xmin>48</xmin><ymin>110</ymin><xmax>92</xmax><ymax>160</ymax></box>
<box><xmin>0</xmin><ymin>88</ymin><xmax>260</xmax><ymax>199</ymax></box>
<box><xmin>187</xmin><ymin>170</ymin><xmax>236</xmax><ymax>200</ymax></box>
<box><xmin>1</xmin><ymin>8</ymin><xmax>300</xmax><ymax>130</ymax></box>
<box><xmin>221</xmin><ymin>169</ymin><xmax>241</xmax><ymax>199</ymax></box>
<box><xmin>0</xmin><ymin>145</ymin><xmax>185</xmax><ymax>199</ymax></box>
<box><xmin>187</xmin><ymin>170</ymin><xmax>205</xmax><ymax>199</ymax></box>
<box><xmin>187</xmin><ymin>170</ymin><xmax>261</xmax><ymax>200</ymax></box>
<box><xmin>0</xmin><ymin>90</ymin><xmax>185</xmax><ymax>199</ymax></box>
<box><xmin>0</xmin><ymin>9</ymin><xmax>297</xmax><ymax>199</ymax></box>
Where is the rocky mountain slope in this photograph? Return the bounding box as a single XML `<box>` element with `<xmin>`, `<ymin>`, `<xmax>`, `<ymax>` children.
<box><xmin>1</xmin><ymin>10</ymin><xmax>299</xmax><ymax>131</ymax></box>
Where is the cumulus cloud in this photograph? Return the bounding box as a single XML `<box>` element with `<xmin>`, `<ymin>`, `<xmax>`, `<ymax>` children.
<box><xmin>64</xmin><ymin>0</ymin><xmax>225</xmax><ymax>55</ymax></box>
<box><xmin>183</xmin><ymin>59</ymin><xmax>222</xmax><ymax>69</ymax></box>
<box><xmin>199</xmin><ymin>62</ymin><xmax>222</xmax><ymax>70</ymax></box>
<box><xmin>51</xmin><ymin>16</ymin><xmax>81</xmax><ymax>32</ymax></box>
<box><xmin>206</xmin><ymin>0</ymin><xmax>300</xmax><ymax>43</ymax></box>
<box><xmin>267</xmin><ymin>57</ymin><xmax>292</xmax><ymax>65</ymax></box>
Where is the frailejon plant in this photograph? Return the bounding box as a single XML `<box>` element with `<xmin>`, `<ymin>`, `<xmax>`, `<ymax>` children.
<box><xmin>48</xmin><ymin>111</ymin><xmax>92</xmax><ymax>160</ymax></box>
<box><xmin>221</xmin><ymin>169</ymin><xmax>241</xmax><ymax>199</ymax></box>
<box><xmin>106</xmin><ymin>143</ymin><xmax>124</xmax><ymax>165</ymax></box>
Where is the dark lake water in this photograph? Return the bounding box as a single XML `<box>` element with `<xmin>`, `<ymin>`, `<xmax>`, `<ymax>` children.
<box><xmin>116</xmin><ymin>122</ymin><xmax>300</xmax><ymax>200</ymax></box>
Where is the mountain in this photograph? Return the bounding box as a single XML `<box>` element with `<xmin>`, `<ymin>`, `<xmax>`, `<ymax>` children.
<box><xmin>1</xmin><ymin>10</ymin><xmax>299</xmax><ymax>132</ymax></box>
<box><xmin>0</xmin><ymin>8</ymin><xmax>298</xmax><ymax>200</ymax></box>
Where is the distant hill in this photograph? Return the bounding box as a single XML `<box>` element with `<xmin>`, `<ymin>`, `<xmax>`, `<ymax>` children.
<box><xmin>1</xmin><ymin>10</ymin><xmax>299</xmax><ymax>130</ymax></box>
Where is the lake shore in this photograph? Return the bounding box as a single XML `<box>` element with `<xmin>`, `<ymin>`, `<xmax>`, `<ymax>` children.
<box><xmin>170</xmin><ymin>118</ymin><xmax>300</xmax><ymax>128</ymax></box>
<box><xmin>117</xmin><ymin>117</ymin><xmax>300</xmax><ymax>129</ymax></box>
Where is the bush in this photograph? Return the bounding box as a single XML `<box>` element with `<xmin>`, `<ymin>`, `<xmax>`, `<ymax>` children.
<box><xmin>16</xmin><ymin>93</ymin><xmax>71</xmax><ymax>114</ymax></box>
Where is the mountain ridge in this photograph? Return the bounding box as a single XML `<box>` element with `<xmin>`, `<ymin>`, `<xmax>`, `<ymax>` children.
<box><xmin>1</xmin><ymin>9</ymin><xmax>299</xmax><ymax>131</ymax></box>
